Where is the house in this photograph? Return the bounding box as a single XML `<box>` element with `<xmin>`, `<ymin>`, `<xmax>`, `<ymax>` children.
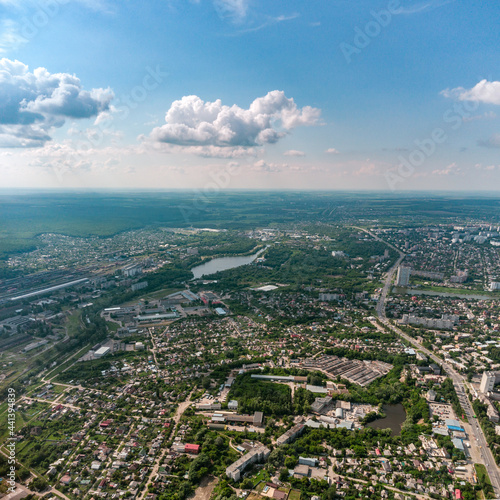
<box><xmin>185</xmin><ymin>443</ymin><xmax>201</xmax><ymax>454</ymax></box>
<box><xmin>100</xmin><ymin>419</ymin><xmax>112</xmax><ymax>428</ymax></box>
<box><xmin>60</xmin><ymin>474</ymin><xmax>71</xmax><ymax>485</ymax></box>
<box><xmin>426</xmin><ymin>389</ymin><xmax>436</xmax><ymax>402</ymax></box>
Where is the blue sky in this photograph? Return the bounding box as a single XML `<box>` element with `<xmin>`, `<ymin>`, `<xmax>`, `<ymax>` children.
<box><xmin>0</xmin><ymin>0</ymin><xmax>500</xmax><ymax>190</ymax></box>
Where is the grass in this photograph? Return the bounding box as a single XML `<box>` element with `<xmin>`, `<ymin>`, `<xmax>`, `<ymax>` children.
<box><xmin>288</xmin><ymin>490</ymin><xmax>301</xmax><ymax>500</ymax></box>
<box><xmin>138</xmin><ymin>287</ymin><xmax>184</xmax><ymax>301</ymax></box>
<box><xmin>43</xmin><ymin>344</ymin><xmax>92</xmax><ymax>381</ymax></box>
<box><xmin>106</xmin><ymin>321</ymin><xmax>119</xmax><ymax>332</ymax></box>
<box><xmin>475</xmin><ymin>463</ymin><xmax>493</xmax><ymax>498</ymax></box>
<box><xmin>399</xmin><ymin>283</ymin><xmax>498</xmax><ymax>298</ymax></box>
<box><xmin>0</xmin><ymin>401</ymin><xmax>50</xmax><ymax>443</ymax></box>
<box><xmin>66</xmin><ymin>310</ymin><xmax>82</xmax><ymax>337</ymax></box>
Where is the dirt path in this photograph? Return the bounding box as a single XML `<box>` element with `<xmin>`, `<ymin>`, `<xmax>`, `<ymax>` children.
<box><xmin>191</xmin><ymin>475</ymin><xmax>219</xmax><ymax>500</ymax></box>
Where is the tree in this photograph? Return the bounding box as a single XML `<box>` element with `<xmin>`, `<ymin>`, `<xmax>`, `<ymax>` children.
<box><xmin>279</xmin><ymin>467</ymin><xmax>289</xmax><ymax>482</ymax></box>
<box><xmin>30</xmin><ymin>477</ymin><xmax>49</xmax><ymax>492</ymax></box>
<box><xmin>240</xmin><ymin>478</ymin><xmax>254</xmax><ymax>490</ymax></box>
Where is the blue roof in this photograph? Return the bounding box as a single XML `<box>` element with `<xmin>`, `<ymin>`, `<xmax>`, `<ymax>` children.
<box><xmin>445</xmin><ymin>419</ymin><xmax>463</xmax><ymax>429</ymax></box>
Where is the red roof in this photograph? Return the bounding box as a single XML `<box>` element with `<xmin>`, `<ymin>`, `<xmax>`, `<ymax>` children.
<box><xmin>185</xmin><ymin>443</ymin><xmax>200</xmax><ymax>453</ymax></box>
<box><xmin>455</xmin><ymin>489</ymin><xmax>462</xmax><ymax>500</ymax></box>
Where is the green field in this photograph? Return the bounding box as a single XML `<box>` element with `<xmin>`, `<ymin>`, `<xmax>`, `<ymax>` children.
<box><xmin>2</xmin><ymin>191</ymin><xmax>500</xmax><ymax>262</ymax></box>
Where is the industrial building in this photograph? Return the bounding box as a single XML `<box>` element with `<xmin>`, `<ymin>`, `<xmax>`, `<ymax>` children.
<box><xmin>302</xmin><ymin>355</ymin><xmax>392</xmax><ymax>387</ymax></box>
<box><xmin>95</xmin><ymin>346</ymin><xmax>111</xmax><ymax>358</ymax></box>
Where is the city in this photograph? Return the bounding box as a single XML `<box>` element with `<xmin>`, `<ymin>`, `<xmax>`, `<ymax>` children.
<box><xmin>1</xmin><ymin>1</ymin><xmax>500</xmax><ymax>499</ymax></box>
<box><xmin>2</xmin><ymin>194</ymin><xmax>500</xmax><ymax>500</ymax></box>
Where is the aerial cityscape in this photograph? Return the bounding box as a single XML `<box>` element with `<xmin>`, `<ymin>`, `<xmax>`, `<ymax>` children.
<box><xmin>1</xmin><ymin>1</ymin><xmax>500</xmax><ymax>500</ymax></box>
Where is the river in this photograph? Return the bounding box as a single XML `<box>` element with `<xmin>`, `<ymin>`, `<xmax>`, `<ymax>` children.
<box><xmin>191</xmin><ymin>248</ymin><xmax>266</xmax><ymax>279</ymax></box>
<box><xmin>366</xmin><ymin>404</ymin><xmax>406</xmax><ymax>436</ymax></box>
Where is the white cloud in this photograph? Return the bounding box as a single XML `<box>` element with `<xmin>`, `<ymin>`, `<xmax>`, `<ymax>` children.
<box><xmin>181</xmin><ymin>145</ymin><xmax>258</xmax><ymax>158</ymax></box>
<box><xmin>478</xmin><ymin>133</ymin><xmax>500</xmax><ymax>149</ymax></box>
<box><xmin>145</xmin><ymin>91</ymin><xmax>321</xmax><ymax>152</ymax></box>
<box><xmin>284</xmin><ymin>149</ymin><xmax>305</xmax><ymax>157</ymax></box>
<box><xmin>252</xmin><ymin>159</ymin><xmax>288</xmax><ymax>173</ymax></box>
<box><xmin>213</xmin><ymin>0</ymin><xmax>249</xmax><ymax>22</ymax></box>
<box><xmin>462</xmin><ymin>111</ymin><xmax>497</xmax><ymax>122</ymax></box>
<box><xmin>325</xmin><ymin>148</ymin><xmax>339</xmax><ymax>154</ymax></box>
<box><xmin>228</xmin><ymin>13</ymin><xmax>300</xmax><ymax>35</ymax></box>
<box><xmin>0</xmin><ymin>19</ymin><xmax>26</xmax><ymax>54</ymax></box>
<box><xmin>475</xmin><ymin>163</ymin><xmax>498</xmax><ymax>171</ymax></box>
<box><xmin>0</xmin><ymin>58</ymin><xmax>114</xmax><ymax>147</ymax></box>
<box><xmin>396</xmin><ymin>0</ymin><xmax>455</xmax><ymax>15</ymax></box>
<box><xmin>442</xmin><ymin>80</ymin><xmax>500</xmax><ymax>105</ymax></box>
<box><xmin>431</xmin><ymin>162</ymin><xmax>461</xmax><ymax>176</ymax></box>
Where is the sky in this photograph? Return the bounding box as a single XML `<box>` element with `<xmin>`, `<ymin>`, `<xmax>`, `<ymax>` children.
<box><xmin>0</xmin><ymin>0</ymin><xmax>499</xmax><ymax>191</ymax></box>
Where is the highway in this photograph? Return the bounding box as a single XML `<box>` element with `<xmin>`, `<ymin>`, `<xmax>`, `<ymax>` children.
<box><xmin>368</xmin><ymin>228</ymin><xmax>500</xmax><ymax>497</ymax></box>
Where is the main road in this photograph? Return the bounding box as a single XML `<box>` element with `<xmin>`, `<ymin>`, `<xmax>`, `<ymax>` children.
<box><xmin>364</xmin><ymin>227</ymin><xmax>500</xmax><ymax>497</ymax></box>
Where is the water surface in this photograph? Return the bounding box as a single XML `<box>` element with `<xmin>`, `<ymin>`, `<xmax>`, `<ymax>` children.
<box><xmin>191</xmin><ymin>248</ymin><xmax>266</xmax><ymax>279</ymax></box>
<box><xmin>366</xmin><ymin>404</ymin><xmax>406</xmax><ymax>436</ymax></box>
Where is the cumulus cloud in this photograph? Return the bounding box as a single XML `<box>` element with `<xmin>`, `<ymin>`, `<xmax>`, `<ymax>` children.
<box><xmin>145</xmin><ymin>91</ymin><xmax>321</xmax><ymax>153</ymax></box>
<box><xmin>0</xmin><ymin>58</ymin><xmax>114</xmax><ymax>147</ymax></box>
<box><xmin>283</xmin><ymin>149</ymin><xmax>305</xmax><ymax>157</ymax></box>
<box><xmin>442</xmin><ymin>80</ymin><xmax>500</xmax><ymax>105</ymax></box>
<box><xmin>325</xmin><ymin>148</ymin><xmax>339</xmax><ymax>154</ymax></box>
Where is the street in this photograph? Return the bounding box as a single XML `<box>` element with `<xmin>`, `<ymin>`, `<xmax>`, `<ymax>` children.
<box><xmin>369</xmin><ymin>228</ymin><xmax>500</xmax><ymax>497</ymax></box>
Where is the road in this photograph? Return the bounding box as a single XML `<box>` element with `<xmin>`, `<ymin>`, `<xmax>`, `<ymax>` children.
<box><xmin>136</xmin><ymin>390</ymin><xmax>195</xmax><ymax>500</ymax></box>
<box><xmin>368</xmin><ymin>227</ymin><xmax>500</xmax><ymax>497</ymax></box>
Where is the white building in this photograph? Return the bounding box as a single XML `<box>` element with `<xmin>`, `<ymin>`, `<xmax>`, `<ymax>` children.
<box><xmin>490</xmin><ymin>282</ymin><xmax>500</xmax><ymax>291</ymax></box>
<box><xmin>226</xmin><ymin>445</ymin><xmax>270</xmax><ymax>481</ymax></box>
<box><xmin>228</xmin><ymin>400</ymin><xmax>238</xmax><ymax>410</ymax></box>
<box><xmin>396</xmin><ymin>266</ymin><xmax>411</xmax><ymax>286</ymax></box>
<box><xmin>122</xmin><ymin>263</ymin><xmax>143</xmax><ymax>277</ymax></box>
<box><xmin>95</xmin><ymin>346</ymin><xmax>111</xmax><ymax>358</ymax></box>
<box><xmin>480</xmin><ymin>371</ymin><xmax>499</xmax><ymax>393</ymax></box>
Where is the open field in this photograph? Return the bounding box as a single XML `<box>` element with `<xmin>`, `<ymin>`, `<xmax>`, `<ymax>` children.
<box><xmin>3</xmin><ymin>191</ymin><xmax>500</xmax><ymax>261</ymax></box>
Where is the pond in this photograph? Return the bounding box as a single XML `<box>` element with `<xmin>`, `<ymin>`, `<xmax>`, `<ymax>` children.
<box><xmin>191</xmin><ymin>247</ymin><xmax>266</xmax><ymax>280</ymax></box>
<box><xmin>366</xmin><ymin>403</ymin><xmax>406</xmax><ymax>436</ymax></box>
